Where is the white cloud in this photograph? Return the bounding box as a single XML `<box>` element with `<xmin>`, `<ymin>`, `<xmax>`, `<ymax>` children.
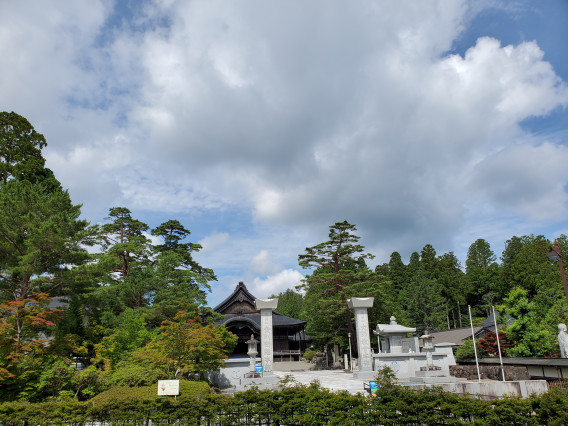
<box><xmin>251</xmin><ymin>269</ymin><xmax>305</xmax><ymax>299</ymax></box>
<box><xmin>250</xmin><ymin>250</ymin><xmax>281</xmax><ymax>275</ymax></box>
<box><xmin>1</xmin><ymin>0</ymin><xmax>568</xmax><ymax>286</ymax></box>
<box><xmin>198</xmin><ymin>232</ymin><xmax>230</xmax><ymax>253</ymax></box>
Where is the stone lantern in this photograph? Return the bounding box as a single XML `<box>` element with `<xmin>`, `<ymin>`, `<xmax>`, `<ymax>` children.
<box><xmin>420</xmin><ymin>331</ymin><xmax>440</xmax><ymax>371</ymax></box>
<box><xmin>246</xmin><ymin>334</ymin><xmax>259</xmax><ymax>373</ymax></box>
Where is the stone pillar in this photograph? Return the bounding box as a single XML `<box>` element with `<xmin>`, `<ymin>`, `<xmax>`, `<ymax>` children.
<box><xmin>255</xmin><ymin>298</ymin><xmax>278</xmax><ymax>374</ymax></box>
<box><xmin>347</xmin><ymin>297</ymin><xmax>375</xmax><ymax>379</ymax></box>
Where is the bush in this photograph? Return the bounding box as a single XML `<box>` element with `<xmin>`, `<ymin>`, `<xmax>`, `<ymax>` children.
<box><xmin>104</xmin><ymin>360</ymin><xmax>169</xmax><ymax>388</ymax></box>
<box><xmin>303</xmin><ymin>349</ymin><xmax>317</xmax><ymax>361</ymax></box>
<box><xmin>1</xmin><ymin>379</ymin><xmax>567</xmax><ymax>424</ymax></box>
<box><xmin>455</xmin><ymin>338</ymin><xmax>487</xmax><ymax>362</ymax></box>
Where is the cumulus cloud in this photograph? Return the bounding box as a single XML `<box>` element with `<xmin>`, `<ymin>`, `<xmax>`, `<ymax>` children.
<box><xmin>1</xmin><ymin>0</ymin><xmax>567</xmax><ymax>280</ymax></box>
<box><xmin>198</xmin><ymin>232</ymin><xmax>230</xmax><ymax>253</ymax></box>
<box><xmin>251</xmin><ymin>269</ymin><xmax>305</xmax><ymax>299</ymax></box>
<box><xmin>249</xmin><ymin>250</ymin><xmax>281</xmax><ymax>276</ymax></box>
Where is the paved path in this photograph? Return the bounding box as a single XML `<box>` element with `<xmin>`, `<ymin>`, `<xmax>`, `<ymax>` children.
<box><xmin>273</xmin><ymin>369</ymin><xmax>370</xmax><ymax>395</ymax></box>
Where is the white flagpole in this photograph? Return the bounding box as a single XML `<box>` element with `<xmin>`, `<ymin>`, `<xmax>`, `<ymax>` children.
<box><xmin>492</xmin><ymin>306</ymin><xmax>505</xmax><ymax>382</ymax></box>
<box><xmin>469</xmin><ymin>305</ymin><xmax>481</xmax><ymax>382</ymax></box>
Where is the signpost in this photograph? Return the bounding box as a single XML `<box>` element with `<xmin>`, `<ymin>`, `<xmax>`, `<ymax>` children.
<box><xmin>157</xmin><ymin>380</ymin><xmax>180</xmax><ymax>396</ymax></box>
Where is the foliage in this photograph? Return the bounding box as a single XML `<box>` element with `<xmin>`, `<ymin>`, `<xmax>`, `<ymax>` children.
<box><xmin>298</xmin><ymin>221</ymin><xmax>377</xmax><ymax>351</ymax></box>
<box><xmin>399</xmin><ymin>267</ymin><xmax>447</xmax><ymax>331</ymax></box>
<box><xmin>477</xmin><ymin>331</ymin><xmax>513</xmax><ymax>356</ymax></box>
<box><xmin>500</xmin><ymin>287</ymin><xmax>560</xmax><ymax>357</ymax></box>
<box><xmin>0</xmin><ymin>293</ymin><xmax>62</xmax><ymax>400</ymax></box>
<box><xmin>93</xmin><ymin>308</ymin><xmax>153</xmax><ymax>370</ymax></box>
<box><xmin>0</xmin><ymin>180</ymin><xmax>90</xmax><ymax>301</ymax></box>
<box><xmin>0</xmin><ymin>111</ymin><xmax>58</xmax><ymax>188</ymax></box>
<box><xmin>104</xmin><ymin>359</ymin><xmax>168</xmax><ymax>388</ymax></box>
<box><xmin>455</xmin><ymin>338</ymin><xmax>487</xmax><ymax>362</ymax></box>
<box><xmin>142</xmin><ymin>310</ymin><xmax>237</xmax><ymax>378</ymax></box>
<box><xmin>302</xmin><ymin>349</ymin><xmax>317</xmax><ymax>361</ymax></box>
<box><xmin>271</xmin><ymin>288</ymin><xmax>305</xmax><ymax>320</ymax></box>
<box><xmin>374</xmin><ymin>365</ymin><xmax>397</xmax><ymax>391</ymax></box>
<box><xmin>1</xmin><ymin>381</ymin><xmax>567</xmax><ymax>424</ymax></box>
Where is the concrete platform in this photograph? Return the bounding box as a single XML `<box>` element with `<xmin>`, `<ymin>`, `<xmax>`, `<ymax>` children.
<box><xmin>268</xmin><ymin>363</ymin><xmax>548</xmax><ymax>398</ymax></box>
<box><xmin>273</xmin><ymin>369</ymin><xmax>370</xmax><ymax>395</ymax></box>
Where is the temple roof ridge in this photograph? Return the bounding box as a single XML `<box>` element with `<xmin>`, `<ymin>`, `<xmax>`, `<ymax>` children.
<box><xmin>213</xmin><ymin>281</ymin><xmax>257</xmax><ymax>313</ymax></box>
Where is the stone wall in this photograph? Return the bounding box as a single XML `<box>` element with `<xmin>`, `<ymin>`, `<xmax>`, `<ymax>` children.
<box><xmin>405</xmin><ymin>380</ymin><xmax>547</xmax><ymax>399</ymax></box>
<box><xmin>450</xmin><ymin>365</ymin><xmax>530</xmax><ymax>381</ymax></box>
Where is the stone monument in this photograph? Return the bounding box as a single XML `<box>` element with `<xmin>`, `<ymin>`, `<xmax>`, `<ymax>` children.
<box><xmin>255</xmin><ymin>298</ymin><xmax>279</xmax><ymax>374</ymax></box>
<box><xmin>347</xmin><ymin>297</ymin><xmax>375</xmax><ymax>379</ymax></box>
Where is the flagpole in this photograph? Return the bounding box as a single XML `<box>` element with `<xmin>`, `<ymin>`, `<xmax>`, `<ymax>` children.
<box><xmin>492</xmin><ymin>306</ymin><xmax>505</xmax><ymax>382</ymax></box>
<box><xmin>469</xmin><ymin>305</ymin><xmax>481</xmax><ymax>382</ymax></box>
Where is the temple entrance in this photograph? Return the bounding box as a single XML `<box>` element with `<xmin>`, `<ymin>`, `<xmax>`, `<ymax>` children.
<box><xmin>226</xmin><ymin>321</ymin><xmax>259</xmax><ymax>357</ymax></box>
<box><xmin>214</xmin><ymin>282</ymin><xmax>307</xmax><ymax>360</ymax></box>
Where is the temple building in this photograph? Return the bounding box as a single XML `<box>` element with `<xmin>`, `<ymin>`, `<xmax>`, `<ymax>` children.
<box><xmin>214</xmin><ymin>282</ymin><xmax>309</xmax><ymax>361</ymax></box>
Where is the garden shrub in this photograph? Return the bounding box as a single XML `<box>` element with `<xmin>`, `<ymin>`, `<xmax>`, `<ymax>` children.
<box><xmin>1</xmin><ymin>379</ymin><xmax>567</xmax><ymax>424</ymax></box>
<box><xmin>303</xmin><ymin>348</ymin><xmax>317</xmax><ymax>361</ymax></box>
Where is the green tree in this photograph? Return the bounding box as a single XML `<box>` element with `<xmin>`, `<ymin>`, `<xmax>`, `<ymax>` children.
<box><xmin>143</xmin><ymin>310</ymin><xmax>237</xmax><ymax>378</ymax></box>
<box><xmin>298</xmin><ymin>221</ymin><xmax>375</xmax><ymax>352</ymax></box>
<box><xmin>399</xmin><ymin>268</ymin><xmax>446</xmax><ymax>331</ymax></box>
<box><xmin>0</xmin><ymin>111</ymin><xmax>59</xmax><ymax>189</ymax></box>
<box><xmin>407</xmin><ymin>251</ymin><xmax>420</xmax><ymax>275</ymax></box>
<box><xmin>386</xmin><ymin>251</ymin><xmax>407</xmax><ymax>291</ymax></box>
<box><xmin>148</xmin><ymin>220</ymin><xmax>216</xmax><ymax>325</ymax></box>
<box><xmin>0</xmin><ymin>180</ymin><xmax>89</xmax><ymax>301</ymax></box>
<box><xmin>94</xmin><ymin>308</ymin><xmax>153</xmax><ymax>370</ymax></box>
<box><xmin>99</xmin><ymin>207</ymin><xmax>150</xmax><ymax>280</ymax></box>
<box><xmin>271</xmin><ymin>288</ymin><xmax>305</xmax><ymax>320</ymax></box>
<box><xmin>499</xmin><ymin>287</ymin><xmax>559</xmax><ymax>357</ymax></box>
<box><xmin>0</xmin><ymin>113</ymin><xmax>94</xmax><ymax>399</ymax></box>
<box><xmin>420</xmin><ymin>244</ymin><xmax>438</xmax><ymax>279</ymax></box>
<box><xmin>466</xmin><ymin>239</ymin><xmax>496</xmax><ymax>271</ymax></box>
<box><xmin>464</xmin><ymin>239</ymin><xmax>501</xmax><ymax>314</ymax></box>
<box><xmin>436</xmin><ymin>252</ymin><xmax>466</xmax><ymax>328</ymax></box>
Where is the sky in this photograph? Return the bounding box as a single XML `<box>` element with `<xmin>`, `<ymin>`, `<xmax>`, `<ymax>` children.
<box><xmin>1</xmin><ymin>0</ymin><xmax>567</xmax><ymax>308</ymax></box>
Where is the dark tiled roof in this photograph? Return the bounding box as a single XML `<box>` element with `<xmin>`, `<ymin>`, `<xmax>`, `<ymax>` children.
<box><xmin>427</xmin><ymin>326</ymin><xmax>484</xmax><ymax>346</ymax></box>
<box><xmin>214</xmin><ymin>281</ymin><xmax>256</xmax><ymax>313</ymax></box>
<box><xmin>219</xmin><ymin>312</ymin><xmax>306</xmax><ymax>329</ymax></box>
<box><xmin>480</xmin><ymin>311</ymin><xmax>515</xmax><ymax>330</ymax></box>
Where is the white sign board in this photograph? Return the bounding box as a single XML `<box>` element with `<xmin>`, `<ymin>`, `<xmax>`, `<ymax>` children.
<box><xmin>157</xmin><ymin>380</ymin><xmax>179</xmax><ymax>396</ymax></box>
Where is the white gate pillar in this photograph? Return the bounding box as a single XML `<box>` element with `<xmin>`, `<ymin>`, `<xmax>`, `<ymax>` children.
<box><xmin>348</xmin><ymin>297</ymin><xmax>375</xmax><ymax>379</ymax></box>
<box><xmin>255</xmin><ymin>298</ymin><xmax>278</xmax><ymax>374</ymax></box>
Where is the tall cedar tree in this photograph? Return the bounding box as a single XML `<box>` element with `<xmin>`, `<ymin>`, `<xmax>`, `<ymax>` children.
<box><xmin>298</xmin><ymin>221</ymin><xmax>374</xmax><ymax>353</ymax></box>
<box><xmin>0</xmin><ymin>112</ymin><xmax>90</xmax><ymax>398</ymax></box>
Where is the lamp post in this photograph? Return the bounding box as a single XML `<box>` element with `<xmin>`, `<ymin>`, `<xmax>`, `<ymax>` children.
<box><xmin>348</xmin><ymin>332</ymin><xmax>353</xmax><ymax>372</ymax></box>
<box><xmin>547</xmin><ymin>239</ymin><xmax>568</xmax><ymax>305</ymax></box>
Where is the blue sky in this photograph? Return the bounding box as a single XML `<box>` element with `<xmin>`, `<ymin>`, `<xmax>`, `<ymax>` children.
<box><xmin>1</xmin><ymin>0</ymin><xmax>567</xmax><ymax>307</ymax></box>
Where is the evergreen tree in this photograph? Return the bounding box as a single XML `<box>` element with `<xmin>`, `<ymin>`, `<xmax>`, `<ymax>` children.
<box><xmin>271</xmin><ymin>288</ymin><xmax>305</xmax><ymax>320</ymax></box>
<box><xmin>0</xmin><ymin>112</ymin><xmax>91</xmax><ymax>398</ymax></box>
<box><xmin>147</xmin><ymin>220</ymin><xmax>217</xmax><ymax>326</ymax></box>
<box><xmin>420</xmin><ymin>244</ymin><xmax>438</xmax><ymax>279</ymax></box>
<box><xmin>464</xmin><ymin>239</ymin><xmax>500</xmax><ymax>314</ymax></box>
<box><xmin>387</xmin><ymin>251</ymin><xmax>407</xmax><ymax>291</ymax></box>
<box><xmin>400</xmin><ymin>267</ymin><xmax>446</xmax><ymax>331</ymax></box>
<box><xmin>298</xmin><ymin>221</ymin><xmax>375</xmax><ymax>352</ymax></box>
<box><xmin>0</xmin><ymin>111</ymin><xmax>59</xmax><ymax>189</ymax></box>
<box><xmin>436</xmin><ymin>252</ymin><xmax>465</xmax><ymax>328</ymax></box>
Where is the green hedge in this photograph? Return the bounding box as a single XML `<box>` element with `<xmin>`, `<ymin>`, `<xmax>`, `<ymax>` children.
<box><xmin>1</xmin><ymin>381</ymin><xmax>567</xmax><ymax>425</ymax></box>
